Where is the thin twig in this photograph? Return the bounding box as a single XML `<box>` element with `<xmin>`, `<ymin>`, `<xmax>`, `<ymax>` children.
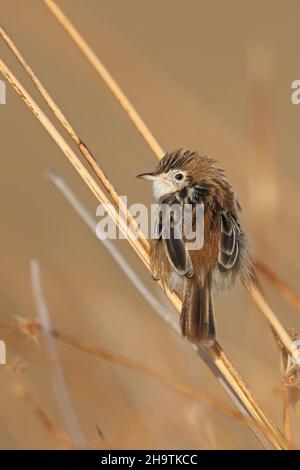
<box><xmin>47</xmin><ymin>170</ymin><xmax>179</xmax><ymax>332</ymax></box>
<box><xmin>39</xmin><ymin>0</ymin><xmax>300</xmax><ymax>445</ymax></box>
<box><xmin>13</xmin><ymin>314</ymin><xmax>289</xmax><ymax>436</ymax></box>
<box><xmin>0</xmin><ymin>59</ymin><xmax>289</xmax><ymax>450</ymax></box>
<box><xmin>0</xmin><ymin>25</ymin><xmax>147</xmax><ymax>253</ymax></box>
<box><xmin>41</xmin><ymin>1</ymin><xmax>300</xmax><ymax>335</ymax></box>
<box><xmin>30</xmin><ymin>259</ymin><xmax>86</xmax><ymax>450</ymax></box>
<box><xmin>40</xmin><ymin>0</ymin><xmax>296</xmax><ymax>361</ymax></box>
<box><xmin>248</xmin><ymin>284</ymin><xmax>296</xmax><ymax>357</ymax></box>
<box><xmin>0</xmin><ymin>58</ymin><xmax>149</xmax><ymax>267</ymax></box>
<box><xmin>256</xmin><ymin>261</ymin><xmax>300</xmax><ymax>313</ymax></box>
<box><xmin>10</xmin><ymin>382</ymin><xmax>71</xmax><ymax>449</ymax></box>
<box><xmin>1</xmin><ymin>22</ymin><xmax>294</xmax><ymax>361</ymax></box>
<box><xmin>47</xmin><ymin>170</ymin><xmax>278</xmax><ymax>448</ymax></box>
<box><xmin>43</xmin><ymin>0</ymin><xmax>164</xmax><ymax>159</ymax></box>
<box><xmin>282</xmin><ymin>385</ymin><xmax>291</xmax><ymax>442</ymax></box>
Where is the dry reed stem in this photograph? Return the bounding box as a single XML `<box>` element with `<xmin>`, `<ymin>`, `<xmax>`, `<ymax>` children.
<box><xmin>276</xmin><ymin>329</ymin><xmax>300</xmax><ymax>443</ymax></box>
<box><xmin>282</xmin><ymin>383</ymin><xmax>292</xmax><ymax>442</ymax></box>
<box><xmin>247</xmin><ymin>47</ymin><xmax>277</xmax><ymax>271</ymax></box>
<box><xmin>30</xmin><ymin>259</ymin><xmax>86</xmax><ymax>450</ymax></box>
<box><xmin>12</xmin><ymin>315</ymin><xmax>286</xmax><ymax>437</ymax></box>
<box><xmin>47</xmin><ymin>170</ymin><xmax>179</xmax><ymax>331</ymax></box>
<box><xmin>1</xmin><ymin>14</ymin><xmax>295</xmax><ymax>358</ymax></box>
<box><xmin>256</xmin><ymin>261</ymin><xmax>300</xmax><ymax>313</ymax></box>
<box><xmin>0</xmin><ymin>59</ymin><xmax>289</xmax><ymax>450</ymax></box>
<box><xmin>0</xmin><ymin>59</ymin><xmax>149</xmax><ymax>268</ymax></box>
<box><xmin>11</xmin><ymin>382</ymin><xmax>71</xmax><ymax>449</ymax></box>
<box><xmin>41</xmin><ymin>0</ymin><xmax>297</xmax><ymax>361</ymax></box>
<box><xmin>247</xmin><ymin>285</ymin><xmax>296</xmax><ymax>358</ymax></box>
<box><xmin>42</xmin><ymin>0</ymin><xmax>300</xmax><ymax>326</ymax></box>
<box><xmin>0</xmin><ymin>25</ymin><xmax>147</xmax><ymax>253</ymax></box>
<box><xmin>50</xmin><ymin>171</ymin><xmax>298</xmax><ymax>446</ymax></box>
<box><xmin>40</xmin><ymin>0</ymin><xmax>299</xmax><ymax>444</ymax></box>
<box><xmin>43</xmin><ymin>0</ymin><xmax>164</xmax><ymax>159</ymax></box>
<box><xmin>36</xmin><ymin>9</ymin><xmax>300</xmax><ymax>445</ymax></box>
<box><xmin>48</xmin><ymin>171</ymin><xmax>282</xmax><ymax>448</ymax></box>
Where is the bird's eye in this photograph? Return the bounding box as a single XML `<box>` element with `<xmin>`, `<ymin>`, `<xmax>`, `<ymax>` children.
<box><xmin>175</xmin><ymin>172</ymin><xmax>184</xmax><ymax>181</ymax></box>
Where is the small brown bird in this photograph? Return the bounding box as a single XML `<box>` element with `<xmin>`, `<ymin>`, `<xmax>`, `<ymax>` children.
<box><xmin>137</xmin><ymin>149</ymin><xmax>253</xmax><ymax>346</ymax></box>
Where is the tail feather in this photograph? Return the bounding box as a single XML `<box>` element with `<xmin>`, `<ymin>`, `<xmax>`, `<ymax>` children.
<box><xmin>180</xmin><ymin>277</ymin><xmax>216</xmax><ymax>346</ymax></box>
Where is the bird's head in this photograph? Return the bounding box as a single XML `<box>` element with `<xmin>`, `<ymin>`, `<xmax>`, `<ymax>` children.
<box><xmin>136</xmin><ymin>167</ymin><xmax>187</xmax><ymax>200</ymax></box>
<box><xmin>136</xmin><ymin>149</ymin><xmax>219</xmax><ymax>201</ymax></box>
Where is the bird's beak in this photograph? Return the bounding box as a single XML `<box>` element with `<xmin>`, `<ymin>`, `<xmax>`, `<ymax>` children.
<box><xmin>135</xmin><ymin>172</ymin><xmax>157</xmax><ymax>181</ymax></box>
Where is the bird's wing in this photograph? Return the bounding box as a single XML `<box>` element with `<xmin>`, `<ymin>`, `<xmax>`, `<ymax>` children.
<box><xmin>163</xmin><ymin>222</ymin><xmax>194</xmax><ymax>277</ymax></box>
<box><xmin>218</xmin><ymin>212</ymin><xmax>239</xmax><ymax>270</ymax></box>
<box><xmin>156</xmin><ymin>194</ymin><xmax>194</xmax><ymax>278</ymax></box>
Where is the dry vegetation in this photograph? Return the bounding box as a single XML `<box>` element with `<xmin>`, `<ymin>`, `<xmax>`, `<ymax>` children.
<box><xmin>0</xmin><ymin>0</ymin><xmax>300</xmax><ymax>450</ymax></box>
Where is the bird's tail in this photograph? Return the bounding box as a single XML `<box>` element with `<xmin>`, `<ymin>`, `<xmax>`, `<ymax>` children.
<box><xmin>180</xmin><ymin>275</ymin><xmax>216</xmax><ymax>347</ymax></box>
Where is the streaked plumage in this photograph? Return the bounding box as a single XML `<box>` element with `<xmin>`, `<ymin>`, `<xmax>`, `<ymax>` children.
<box><xmin>137</xmin><ymin>149</ymin><xmax>253</xmax><ymax>346</ymax></box>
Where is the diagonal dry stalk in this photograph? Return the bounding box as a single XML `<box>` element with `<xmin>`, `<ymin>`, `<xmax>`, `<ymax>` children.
<box><xmin>40</xmin><ymin>2</ymin><xmax>298</xmax><ymax>358</ymax></box>
<box><xmin>47</xmin><ymin>170</ymin><xmax>297</xmax><ymax>443</ymax></box>
<box><xmin>44</xmin><ymin>332</ymin><xmax>294</xmax><ymax>437</ymax></box>
<box><xmin>0</xmin><ymin>58</ymin><xmax>290</xmax><ymax>450</ymax></box>
<box><xmin>30</xmin><ymin>259</ymin><xmax>86</xmax><ymax>450</ymax></box>
<box><xmin>41</xmin><ymin>1</ymin><xmax>300</xmax><ymax>322</ymax></box>
<box><xmin>43</xmin><ymin>0</ymin><xmax>163</xmax><ymax>158</ymax></box>
<box><xmin>31</xmin><ymin>254</ymin><xmax>266</xmax><ymax>441</ymax></box>
<box><xmin>47</xmin><ymin>170</ymin><xmax>179</xmax><ymax>331</ymax></box>
<box><xmin>255</xmin><ymin>261</ymin><xmax>300</xmax><ymax>313</ymax></box>
<box><xmin>43</xmin><ymin>0</ymin><xmax>164</xmax><ymax>159</ymax></box>
<box><xmin>9</xmin><ymin>379</ymin><xmax>72</xmax><ymax>449</ymax></box>
<box><xmin>48</xmin><ymin>171</ymin><xmax>295</xmax><ymax>445</ymax></box>
<box><xmin>1</xmin><ymin>16</ymin><xmax>297</xmax><ymax>360</ymax></box>
<box><xmin>0</xmin><ymin>26</ymin><xmax>147</xmax><ymax>253</ymax></box>
<box><xmin>14</xmin><ymin>314</ymin><xmax>275</xmax><ymax>434</ymax></box>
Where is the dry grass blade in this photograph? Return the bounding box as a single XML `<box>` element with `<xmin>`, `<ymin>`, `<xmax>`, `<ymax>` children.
<box><xmin>0</xmin><ymin>58</ymin><xmax>290</xmax><ymax>450</ymax></box>
<box><xmin>2</xmin><ymin>14</ymin><xmax>294</xmax><ymax>366</ymax></box>
<box><xmin>13</xmin><ymin>315</ymin><xmax>288</xmax><ymax>436</ymax></box>
<box><xmin>282</xmin><ymin>384</ymin><xmax>292</xmax><ymax>442</ymax></box>
<box><xmin>53</xmin><ymin>330</ymin><xmax>255</xmax><ymax>427</ymax></box>
<box><xmin>43</xmin><ymin>0</ymin><xmax>164</xmax><ymax>159</ymax></box>
<box><xmin>10</xmin><ymin>382</ymin><xmax>71</xmax><ymax>449</ymax></box>
<box><xmin>256</xmin><ymin>261</ymin><xmax>300</xmax><ymax>313</ymax></box>
<box><xmin>48</xmin><ymin>171</ymin><xmax>282</xmax><ymax>448</ymax></box>
<box><xmin>0</xmin><ymin>25</ymin><xmax>147</xmax><ymax>252</ymax></box>
<box><xmin>41</xmin><ymin>0</ymin><xmax>297</xmax><ymax>363</ymax></box>
<box><xmin>0</xmin><ymin>59</ymin><xmax>149</xmax><ymax>268</ymax></box>
<box><xmin>30</xmin><ymin>259</ymin><xmax>86</xmax><ymax>450</ymax></box>
<box><xmin>276</xmin><ymin>328</ymin><xmax>300</xmax><ymax>443</ymax></box>
<box><xmin>47</xmin><ymin>170</ymin><xmax>179</xmax><ymax>331</ymax></box>
<box><xmin>248</xmin><ymin>284</ymin><xmax>296</xmax><ymax>357</ymax></box>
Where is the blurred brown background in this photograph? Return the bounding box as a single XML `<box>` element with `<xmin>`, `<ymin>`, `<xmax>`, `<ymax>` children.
<box><xmin>0</xmin><ymin>0</ymin><xmax>300</xmax><ymax>449</ymax></box>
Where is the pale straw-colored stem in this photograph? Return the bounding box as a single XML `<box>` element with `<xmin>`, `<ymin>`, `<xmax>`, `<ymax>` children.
<box><xmin>0</xmin><ymin>59</ymin><xmax>149</xmax><ymax>268</ymax></box>
<box><xmin>9</xmin><ymin>379</ymin><xmax>71</xmax><ymax>448</ymax></box>
<box><xmin>47</xmin><ymin>170</ymin><xmax>282</xmax><ymax>448</ymax></box>
<box><xmin>2</xmin><ymin>19</ymin><xmax>294</xmax><ymax>363</ymax></box>
<box><xmin>282</xmin><ymin>384</ymin><xmax>292</xmax><ymax>442</ymax></box>
<box><xmin>0</xmin><ymin>58</ymin><xmax>289</xmax><ymax>450</ymax></box>
<box><xmin>256</xmin><ymin>261</ymin><xmax>300</xmax><ymax>313</ymax></box>
<box><xmin>40</xmin><ymin>0</ymin><xmax>297</xmax><ymax>362</ymax></box>
<box><xmin>47</xmin><ymin>170</ymin><xmax>179</xmax><ymax>332</ymax></box>
<box><xmin>30</xmin><ymin>259</ymin><xmax>86</xmax><ymax>450</ymax></box>
<box><xmin>13</xmin><ymin>312</ymin><xmax>277</xmax><ymax>433</ymax></box>
<box><xmin>43</xmin><ymin>0</ymin><xmax>164</xmax><ymax>159</ymax></box>
<box><xmin>248</xmin><ymin>284</ymin><xmax>296</xmax><ymax>357</ymax></box>
<box><xmin>0</xmin><ymin>25</ymin><xmax>147</xmax><ymax>252</ymax></box>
